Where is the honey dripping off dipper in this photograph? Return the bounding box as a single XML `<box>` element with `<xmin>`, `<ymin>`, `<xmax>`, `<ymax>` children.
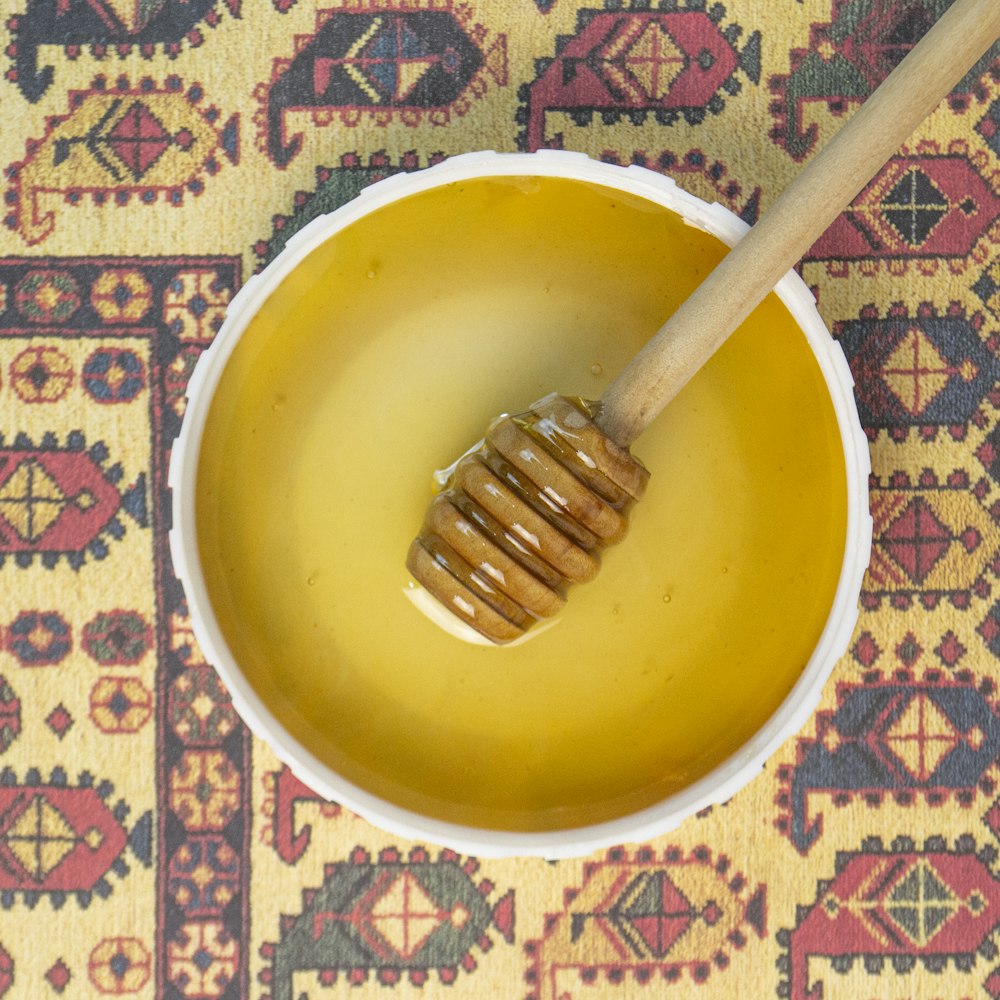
<box><xmin>406</xmin><ymin>0</ymin><xmax>1000</xmax><ymax>645</ymax></box>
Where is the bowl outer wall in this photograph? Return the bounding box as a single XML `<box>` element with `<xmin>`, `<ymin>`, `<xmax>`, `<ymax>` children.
<box><xmin>169</xmin><ymin>150</ymin><xmax>873</xmax><ymax>860</ymax></box>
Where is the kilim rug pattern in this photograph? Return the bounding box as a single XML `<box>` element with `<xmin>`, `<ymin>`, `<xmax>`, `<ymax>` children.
<box><xmin>1</xmin><ymin>0</ymin><xmax>999</xmax><ymax>997</ymax></box>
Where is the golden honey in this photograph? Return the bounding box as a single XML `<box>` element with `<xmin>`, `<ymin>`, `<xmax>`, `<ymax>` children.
<box><xmin>196</xmin><ymin>176</ymin><xmax>847</xmax><ymax>832</ymax></box>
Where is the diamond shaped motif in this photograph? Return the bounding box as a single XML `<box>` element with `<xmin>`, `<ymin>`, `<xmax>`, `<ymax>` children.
<box><xmin>45</xmin><ymin>703</ymin><xmax>74</xmax><ymax>739</ymax></box>
<box><xmin>369</xmin><ymin>870</ymin><xmax>453</xmax><ymax>959</ymax></box>
<box><xmin>602</xmin><ymin>21</ymin><xmax>687</xmax><ymax>101</ymax></box>
<box><xmin>44</xmin><ymin>959</ymin><xmax>71</xmax><ymax>994</ymax></box>
<box><xmin>881</xmin><ymin>326</ymin><xmax>974</xmax><ymax>417</ymax></box>
<box><xmin>885</xmin><ymin>860</ymin><xmax>957</xmax><ymax>946</ymax></box>
<box><xmin>4</xmin><ymin>794</ymin><xmax>79</xmax><ymax>881</ymax></box>
<box><xmin>0</xmin><ymin>459</ymin><xmax>67</xmax><ymax>542</ymax></box>
<box><xmin>880</xmin><ymin>168</ymin><xmax>949</xmax><ymax>247</ymax></box>
<box><xmin>107</xmin><ymin>101</ymin><xmax>173</xmax><ymax>180</ymax></box>
<box><xmin>614</xmin><ymin>871</ymin><xmax>695</xmax><ymax>958</ymax></box>
<box><xmin>344</xmin><ymin>16</ymin><xmax>440</xmax><ymax>104</ymax></box>
<box><xmin>882</xmin><ymin>496</ymin><xmax>951</xmax><ymax>585</ymax></box>
<box><xmin>973</xmin><ymin>259</ymin><xmax>1000</xmax><ymax>319</ymax></box>
<box><xmin>883</xmin><ymin>692</ymin><xmax>961</xmax><ymax>781</ymax></box>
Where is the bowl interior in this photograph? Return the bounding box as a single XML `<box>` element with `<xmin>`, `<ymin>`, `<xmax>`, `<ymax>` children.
<box><xmin>190</xmin><ymin>170</ymin><xmax>850</xmax><ymax>838</ymax></box>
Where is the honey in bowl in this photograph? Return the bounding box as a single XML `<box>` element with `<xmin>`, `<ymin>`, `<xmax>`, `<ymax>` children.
<box><xmin>194</xmin><ymin>172</ymin><xmax>848</xmax><ymax>835</ymax></box>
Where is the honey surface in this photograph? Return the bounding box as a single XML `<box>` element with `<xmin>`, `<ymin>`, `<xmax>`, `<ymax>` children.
<box><xmin>196</xmin><ymin>176</ymin><xmax>848</xmax><ymax>832</ymax></box>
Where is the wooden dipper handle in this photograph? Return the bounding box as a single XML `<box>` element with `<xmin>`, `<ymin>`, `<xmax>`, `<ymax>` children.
<box><xmin>596</xmin><ymin>0</ymin><xmax>1000</xmax><ymax>449</ymax></box>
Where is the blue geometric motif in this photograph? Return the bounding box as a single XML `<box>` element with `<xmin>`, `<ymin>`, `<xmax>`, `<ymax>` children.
<box><xmin>835</xmin><ymin>308</ymin><xmax>1000</xmax><ymax>432</ymax></box>
<box><xmin>260</xmin><ymin>10</ymin><xmax>491</xmax><ymax>168</ymax></box>
<box><xmin>777</xmin><ymin>675</ymin><xmax>1000</xmax><ymax>854</ymax></box>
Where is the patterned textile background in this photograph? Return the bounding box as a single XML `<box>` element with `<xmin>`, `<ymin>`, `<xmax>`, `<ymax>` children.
<box><xmin>0</xmin><ymin>0</ymin><xmax>999</xmax><ymax>997</ymax></box>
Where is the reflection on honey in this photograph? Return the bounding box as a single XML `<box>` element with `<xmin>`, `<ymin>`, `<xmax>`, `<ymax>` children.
<box><xmin>196</xmin><ymin>176</ymin><xmax>847</xmax><ymax>832</ymax></box>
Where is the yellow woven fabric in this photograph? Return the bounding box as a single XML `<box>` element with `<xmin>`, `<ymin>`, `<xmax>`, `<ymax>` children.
<box><xmin>1</xmin><ymin>0</ymin><xmax>999</xmax><ymax>997</ymax></box>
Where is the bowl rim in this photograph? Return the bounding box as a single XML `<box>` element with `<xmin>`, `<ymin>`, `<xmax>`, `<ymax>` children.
<box><xmin>169</xmin><ymin>150</ymin><xmax>872</xmax><ymax>859</ymax></box>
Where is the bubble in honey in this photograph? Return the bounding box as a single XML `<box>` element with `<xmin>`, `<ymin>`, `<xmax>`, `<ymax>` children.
<box><xmin>591</xmin><ymin>362</ymin><xmax>603</xmax><ymax>376</ymax></box>
<box><xmin>366</xmin><ymin>270</ymin><xmax>376</xmax><ymax>279</ymax></box>
<box><xmin>662</xmin><ymin>593</ymin><xmax>672</xmax><ymax>604</ymax></box>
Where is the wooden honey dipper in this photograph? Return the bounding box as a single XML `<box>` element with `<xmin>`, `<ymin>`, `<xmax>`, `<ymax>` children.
<box><xmin>407</xmin><ymin>0</ymin><xmax>1000</xmax><ymax>644</ymax></box>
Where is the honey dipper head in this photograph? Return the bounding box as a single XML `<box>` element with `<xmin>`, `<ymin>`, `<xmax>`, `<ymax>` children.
<box><xmin>406</xmin><ymin>394</ymin><xmax>649</xmax><ymax>644</ymax></box>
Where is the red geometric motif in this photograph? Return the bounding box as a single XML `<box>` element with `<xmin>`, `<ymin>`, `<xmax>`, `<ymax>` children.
<box><xmin>851</xmin><ymin>630</ymin><xmax>883</xmax><ymax>667</ymax></box>
<box><xmin>864</xmin><ymin>469</ymin><xmax>996</xmax><ymax>610</ymax></box>
<box><xmin>0</xmin><ymin>445</ymin><xmax>117</xmax><ymax>550</ymax></box>
<box><xmin>980</xmin><ymin>600</ymin><xmax>1000</xmax><ymax>662</ymax></box>
<box><xmin>107</xmin><ymin>101</ymin><xmax>177</xmax><ymax>178</ymax></box>
<box><xmin>882</xmin><ymin>496</ymin><xmax>954</xmax><ymax>584</ymax></box>
<box><xmin>806</xmin><ymin>146</ymin><xmax>999</xmax><ymax>269</ymax></box>
<box><xmin>2</xmin><ymin>788</ymin><xmax>125</xmax><ymax>890</ymax></box>
<box><xmin>524</xmin><ymin>845</ymin><xmax>765</xmax><ymax>997</ymax></box>
<box><xmin>169</xmin><ymin>665</ymin><xmax>238</xmax><ymax>744</ymax></box>
<box><xmin>0</xmin><ymin>432</ymin><xmax>147</xmax><ymax>568</ymax></box>
<box><xmin>6</xmin><ymin>610</ymin><xmax>72</xmax><ymax>665</ymax></box>
<box><xmin>519</xmin><ymin>5</ymin><xmax>760</xmax><ymax>151</ymax></box>
<box><xmin>935</xmin><ymin>630</ymin><xmax>967</xmax><ymax>667</ymax></box>
<box><xmin>0</xmin><ymin>768</ymin><xmax>151</xmax><ymax>903</ymax></box>
<box><xmin>988</xmin><ymin>968</ymin><xmax>1000</xmax><ymax>1000</ymax></box>
<box><xmin>263</xmin><ymin>764</ymin><xmax>339</xmax><ymax>865</ymax></box>
<box><xmin>982</xmin><ymin>796</ymin><xmax>1000</xmax><ymax>843</ymax></box>
<box><xmin>87</xmin><ymin>937</ymin><xmax>152</xmax><ymax>994</ymax></box>
<box><xmin>777</xmin><ymin>837</ymin><xmax>1000</xmax><ymax>1000</ymax></box>
<box><xmin>9</xmin><ymin>345</ymin><xmax>74</xmax><ymax>403</ymax></box>
<box><xmin>45</xmin><ymin>703</ymin><xmax>74</xmax><ymax>739</ymax></box>
<box><xmin>168</xmin><ymin>750</ymin><xmax>241</xmax><ymax>831</ymax></box>
<box><xmin>45</xmin><ymin>959</ymin><xmax>71</xmax><ymax>993</ymax></box>
<box><xmin>89</xmin><ymin>676</ymin><xmax>154</xmax><ymax>733</ymax></box>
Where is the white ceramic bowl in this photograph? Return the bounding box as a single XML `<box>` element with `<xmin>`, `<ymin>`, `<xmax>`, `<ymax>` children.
<box><xmin>169</xmin><ymin>151</ymin><xmax>872</xmax><ymax>859</ymax></box>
